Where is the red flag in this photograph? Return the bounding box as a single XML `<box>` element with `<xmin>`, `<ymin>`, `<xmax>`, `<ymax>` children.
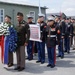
<box><xmin>0</xmin><ymin>36</ymin><xmax>4</xmax><ymax>63</ymax></box>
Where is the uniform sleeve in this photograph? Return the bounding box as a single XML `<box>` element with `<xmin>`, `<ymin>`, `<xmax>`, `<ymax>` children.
<box><xmin>25</xmin><ymin>24</ymin><xmax>30</xmax><ymax>43</ymax></box>
<box><xmin>45</xmin><ymin>26</ymin><xmax>49</xmax><ymax>40</ymax></box>
<box><xmin>61</xmin><ymin>22</ymin><xmax>66</xmax><ymax>36</ymax></box>
<box><xmin>41</xmin><ymin>23</ymin><xmax>47</xmax><ymax>41</ymax></box>
<box><xmin>70</xmin><ymin>24</ymin><xmax>74</xmax><ymax>37</ymax></box>
<box><xmin>43</xmin><ymin>23</ymin><xmax>47</xmax><ymax>31</ymax></box>
<box><xmin>43</xmin><ymin>23</ymin><xmax>47</xmax><ymax>33</ymax></box>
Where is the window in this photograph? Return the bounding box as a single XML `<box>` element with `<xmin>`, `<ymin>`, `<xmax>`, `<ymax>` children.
<box><xmin>29</xmin><ymin>11</ymin><xmax>35</xmax><ymax>23</ymax></box>
<box><xmin>0</xmin><ymin>9</ymin><xmax>4</xmax><ymax>23</ymax></box>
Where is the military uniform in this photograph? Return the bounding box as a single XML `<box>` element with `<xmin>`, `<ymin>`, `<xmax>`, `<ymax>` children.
<box><xmin>64</xmin><ymin>22</ymin><xmax>71</xmax><ymax>53</ymax></box>
<box><xmin>46</xmin><ymin>23</ymin><xmax>60</xmax><ymax>68</ymax></box>
<box><xmin>58</xmin><ymin>20</ymin><xmax>66</xmax><ymax>58</ymax></box>
<box><xmin>73</xmin><ymin>22</ymin><xmax>75</xmax><ymax>49</ymax></box>
<box><xmin>36</xmin><ymin>21</ymin><xmax>47</xmax><ymax>64</ymax></box>
<box><xmin>70</xmin><ymin>22</ymin><xmax>74</xmax><ymax>47</ymax></box>
<box><xmin>27</xmin><ymin>22</ymin><xmax>35</xmax><ymax>60</ymax></box>
<box><xmin>26</xmin><ymin>14</ymin><xmax>35</xmax><ymax>60</ymax></box>
<box><xmin>16</xmin><ymin>20</ymin><xmax>30</xmax><ymax>68</ymax></box>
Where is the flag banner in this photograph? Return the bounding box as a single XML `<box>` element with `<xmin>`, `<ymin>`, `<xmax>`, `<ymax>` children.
<box><xmin>29</xmin><ymin>24</ymin><xmax>41</xmax><ymax>42</ymax></box>
<box><xmin>0</xmin><ymin>36</ymin><xmax>4</xmax><ymax>63</ymax></box>
<box><xmin>4</xmin><ymin>36</ymin><xmax>9</xmax><ymax>64</ymax></box>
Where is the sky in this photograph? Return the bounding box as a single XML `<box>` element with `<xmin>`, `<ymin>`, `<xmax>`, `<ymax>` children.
<box><xmin>0</xmin><ymin>0</ymin><xmax>75</xmax><ymax>16</ymax></box>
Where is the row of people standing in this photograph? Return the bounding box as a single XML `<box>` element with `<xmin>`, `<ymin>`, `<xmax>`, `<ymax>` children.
<box><xmin>0</xmin><ymin>12</ymin><xmax>74</xmax><ymax>71</ymax></box>
<box><xmin>56</xmin><ymin>16</ymin><xmax>74</xmax><ymax>58</ymax></box>
<box><xmin>26</xmin><ymin>14</ymin><xmax>60</xmax><ymax>68</ymax></box>
<box><xmin>26</xmin><ymin>14</ymin><xmax>74</xmax><ymax>68</ymax></box>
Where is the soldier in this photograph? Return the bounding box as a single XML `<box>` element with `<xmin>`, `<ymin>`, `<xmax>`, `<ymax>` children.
<box><xmin>72</xmin><ymin>19</ymin><xmax>75</xmax><ymax>50</ymax></box>
<box><xmin>46</xmin><ymin>16</ymin><xmax>60</xmax><ymax>68</ymax></box>
<box><xmin>54</xmin><ymin>15</ymin><xmax>64</xmax><ymax>58</ymax></box>
<box><xmin>70</xmin><ymin>18</ymin><xmax>74</xmax><ymax>48</ymax></box>
<box><xmin>14</xmin><ymin>12</ymin><xmax>30</xmax><ymax>71</ymax></box>
<box><xmin>58</xmin><ymin>17</ymin><xmax>66</xmax><ymax>58</ymax></box>
<box><xmin>64</xmin><ymin>18</ymin><xmax>71</xmax><ymax>54</ymax></box>
<box><xmin>55</xmin><ymin>15</ymin><xmax>61</xmax><ymax>27</ymax></box>
<box><xmin>26</xmin><ymin>14</ymin><xmax>34</xmax><ymax>60</ymax></box>
<box><xmin>36</xmin><ymin>13</ymin><xmax>47</xmax><ymax>64</ymax></box>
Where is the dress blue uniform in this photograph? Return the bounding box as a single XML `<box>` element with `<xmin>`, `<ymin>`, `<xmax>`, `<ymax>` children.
<box><xmin>70</xmin><ymin>22</ymin><xmax>74</xmax><ymax>47</ymax></box>
<box><xmin>64</xmin><ymin>22</ymin><xmax>70</xmax><ymax>53</ymax></box>
<box><xmin>58</xmin><ymin>20</ymin><xmax>66</xmax><ymax>58</ymax></box>
<box><xmin>26</xmin><ymin>14</ymin><xmax>35</xmax><ymax>60</ymax></box>
<box><xmin>46</xmin><ymin>17</ymin><xmax>60</xmax><ymax>68</ymax></box>
<box><xmin>36</xmin><ymin>14</ymin><xmax>47</xmax><ymax>64</ymax></box>
<box><xmin>64</xmin><ymin>21</ymin><xmax>73</xmax><ymax>53</ymax></box>
<box><xmin>27</xmin><ymin>40</ymin><xmax>33</xmax><ymax>60</ymax></box>
<box><xmin>36</xmin><ymin>21</ymin><xmax>47</xmax><ymax>64</ymax></box>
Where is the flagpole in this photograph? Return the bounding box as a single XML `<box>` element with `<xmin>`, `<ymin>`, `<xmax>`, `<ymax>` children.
<box><xmin>39</xmin><ymin>0</ymin><xmax>41</xmax><ymax>15</ymax></box>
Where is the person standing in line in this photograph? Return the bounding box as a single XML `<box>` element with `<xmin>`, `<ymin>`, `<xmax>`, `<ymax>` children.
<box><xmin>36</xmin><ymin>14</ymin><xmax>47</xmax><ymax>64</ymax></box>
<box><xmin>58</xmin><ymin>18</ymin><xmax>66</xmax><ymax>58</ymax></box>
<box><xmin>14</xmin><ymin>12</ymin><xmax>30</xmax><ymax>71</ymax></box>
<box><xmin>46</xmin><ymin>16</ymin><xmax>60</xmax><ymax>68</ymax></box>
<box><xmin>64</xmin><ymin>18</ymin><xmax>71</xmax><ymax>54</ymax></box>
<box><xmin>26</xmin><ymin>14</ymin><xmax>34</xmax><ymax>60</ymax></box>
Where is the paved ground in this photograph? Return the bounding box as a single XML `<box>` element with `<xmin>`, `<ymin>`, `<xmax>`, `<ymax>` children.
<box><xmin>0</xmin><ymin>48</ymin><xmax>75</xmax><ymax>75</ymax></box>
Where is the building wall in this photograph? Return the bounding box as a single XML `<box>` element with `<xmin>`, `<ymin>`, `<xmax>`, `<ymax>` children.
<box><xmin>0</xmin><ymin>3</ymin><xmax>46</xmax><ymax>26</ymax></box>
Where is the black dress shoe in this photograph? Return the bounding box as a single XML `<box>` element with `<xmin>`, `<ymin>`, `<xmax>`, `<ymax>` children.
<box><xmin>18</xmin><ymin>67</ymin><xmax>25</xmax><ymax>71</ymax></box>
<box><xmin>14</xmin><ymin>67</ymin><xmax>20</xmax><ymax>70</ymax></box>
<box><xmin>47</xmin><ymin>64</ymin><xmax>51</xmax><ymax>67</ymax></box>
<box><xmin>36</xmin><ymin>61</ymin><xmax>41</xmax><ymax>63</ymax></box>
<box><xmin>28</xmin><ymin>58</ymin><xmax>33</xmax><ymax>61</ymax></box>
<box><xmin>57</xmin><ymin>55</ymin><xmax>61</xmax><ymax>57</ymax></box>
<box><xmin>8</xmin><ymin>63</ymin><xmax>13</xmax><ymax>67</ymax></box>
<box><xmin>61</xmin><ymin>56</ymin><xmax>64</xmax><ymax>59</ymax></box>
<box><xmin>26</xmin><ymin>57</ymin><xmax>29</xmax><ymax>59</ymax></box>
<box><xmin>67</xmin><ymin>51</ymin><xmax>70</xmax><ymax>54</ymax></box>
<box><xmin>41</xmin><ymin>62</ymin><xmax>45</xmax><ymax>64</ymax></box>
<box><xmin>64</xmin><ymin>51</ymin><xmax>67</xmax><ymax>52</ymax></box>
<box><xmin>51</xmin><ymin>65</ymin><xmax>55</xmax><ymax>68</ymax></box>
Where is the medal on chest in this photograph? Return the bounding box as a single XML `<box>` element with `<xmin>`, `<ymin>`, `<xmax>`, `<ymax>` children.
<box><xmin>51</xmin><ymin>28</ymin><xmax>56</xmax><ymax>31</ymax></box>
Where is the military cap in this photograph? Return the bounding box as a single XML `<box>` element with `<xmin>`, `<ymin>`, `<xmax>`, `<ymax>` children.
<box><xmin>38</xmin><ymin>13</ymin><xmax>45</xmax><ymax>18</ymax></box>
<box><xmin>47</xmin><ymin>16</ymin><xmax>55</xmax><ymax>21</ymax></box>
<box><xmin>27</xmin><ymin>14</ymin><xmax>33</xmax><ymax>19</ymax></box>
